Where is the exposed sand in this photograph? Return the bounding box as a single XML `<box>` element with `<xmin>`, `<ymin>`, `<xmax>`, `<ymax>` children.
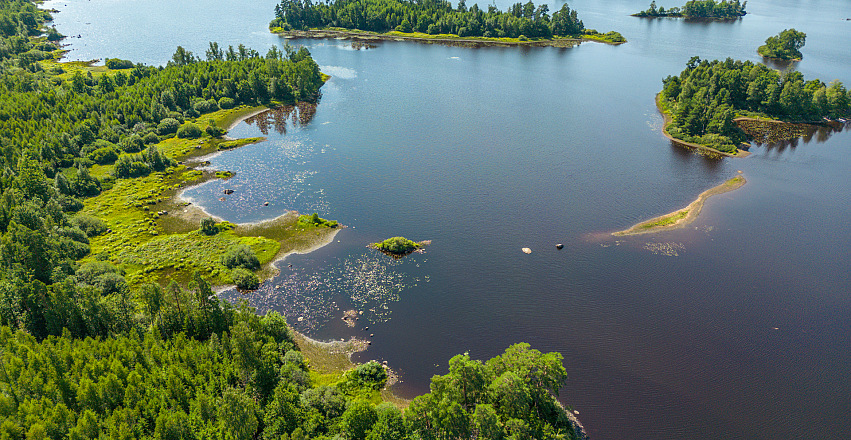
<box><xmin>613</xmin><ymin>176</ymin><xmax>746</xmax><ymax>236</ymax></box>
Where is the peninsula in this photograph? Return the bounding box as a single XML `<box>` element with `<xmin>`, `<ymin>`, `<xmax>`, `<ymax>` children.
<box><xmin>271</xmin><ymin>0</ymin><xmax>626</xmax><ymax>46</ymax></box>
<box><xmin>613</xmin><ymin>176</ymin><xmax>746</xmax><ymax>235</ymax></box>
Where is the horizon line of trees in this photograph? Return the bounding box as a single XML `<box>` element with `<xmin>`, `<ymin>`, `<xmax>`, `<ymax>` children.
<box><xmin>272</xmin><ymin>0</ymin><xmax>587</xmax><ymax>40</ymax></box>
<box><xmin>634</xmin><ymin>0</ymin><xmax>746</xmax><ymax>18</ymax></box>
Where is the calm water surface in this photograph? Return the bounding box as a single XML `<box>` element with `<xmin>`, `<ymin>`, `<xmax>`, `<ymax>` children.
<box><xmin>47</xmin><ymin>0</ymin><xmax>851</xmax><ymax>438</ymax></box>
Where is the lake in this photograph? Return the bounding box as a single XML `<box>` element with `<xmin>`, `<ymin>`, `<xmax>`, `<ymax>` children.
<box><xmin>46</xmin><ymin>0</ymin><xmax>851</xmax><ymax>438</ymax></box>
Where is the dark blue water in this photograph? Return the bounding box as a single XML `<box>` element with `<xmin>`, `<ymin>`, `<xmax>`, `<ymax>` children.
<box><xmin>47</xmin><ymin>0</ymin><xmax>851</xmax><ymax>438</ymax></box>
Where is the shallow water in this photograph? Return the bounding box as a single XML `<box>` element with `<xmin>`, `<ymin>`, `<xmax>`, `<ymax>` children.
<box><xmin>47</xmin><ymin>0</ymin><xmax>851</xmax><ymax>438</ymax></box>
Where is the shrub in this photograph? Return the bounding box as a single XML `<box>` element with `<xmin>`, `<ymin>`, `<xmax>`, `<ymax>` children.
<box><xmin>156</xmin><ymin>118</ymin><xmax>180</xmax><ymax>135</ymax></box>
<box><xmin>71</xmin><ymin>213</ymin><xmax>107</xmax><ymax>236</ymax></box>
<box><xmin>206</xmin><ymin>124</ymin><xmax>225</xmax><ymax>137</ymax></box>
<box><xmin>231</xmin><ymin>268</ymin><xmax>259</xmax><ymax>290</ymax></box>
<box><xmin>176</xmin><ymin>123</ymin><xmax>202</xmax><ymax>139</ymax></box>
<box><xmin>220</xmin><ymin>243</ymin><xmax>260</xmax><ymax>270</ymax></box>
<box><xmin>120</xmin><ymin>134</ymin><xmax>144</xmax><ymax>152</ymax></box>
<box><xmin>373</xmin><ymin>236</ymin><xmax>419</xmax><ymax>254</ymax></box>
<box><xmin>86</xmin><ymin>145</ymin><xmax>118</xmax><ymax>164</ymax></box>
<box><xmin>193</xmin><ymin>99</ymin><xmax>218</xmax><ymax>114</ymax></box>
<box><xmin>200</xmin><ymin>217</ymin><xmax>218</xmax><ymax>235</ymax></box>
<box><xmin>218</xmin><ymin>97</ymin><xmax>235</xmax><ymax>109</ymax></box>
<box><xmin>105</xmin><ymin>58</ymin><xmax>134</xmax><ymax>69</ymax></box>
<box><xmin>351</xmin><ymin>361</ymin><xmax>388</xmax><ymax>390</ymax></box>
<box><xmin>142</xmin><ymin>132</ymin><xmax>160</xmax><ymax>144</ymax></box>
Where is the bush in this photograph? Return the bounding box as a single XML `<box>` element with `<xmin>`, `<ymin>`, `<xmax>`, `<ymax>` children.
<box><xmin>206</xmin><ymin>124</ymin><xmax>225</xmax><ymax>137</ymax></box>
<box><xmin>200</xmin><ymin>217</ymin><xmax>218</xmax><ymax>235</ymax></box>
<box><xmin>231</xmin><ymin>268</ymin><xmax>259</xmax><ymax>290</ymax></box>
<box><xmin>218</xmin><ymin>97</ymin><xmax>235</xmax><ymax>109</ymax></box>
<box><xmin>156</xmin><ymin>118</ymin><xmax>180</xmax><ymax>135</ymax></box>
<box><xmin>176</xmin><ymin>123</ymin><xmax>202</xmax><ymax>139</ymax></box>
<box><xmin>105</xmin><ymin>58</ymin><xmax>134</xmax><ymax>69</ymax></box>
<box><xmin>71</xmin><ymin>213</ymin><xmax>107</xmax><ymax>236</ymax></box>
<box><xmin>373</xmin><ymin>236</ymin><xmax>419</xmax><ymax>254</ymax></box>
<box><xmin>119</xmin><ymin>134</ymin><xmax>144</xmax><ymax>152</ymax></box>
<box><xmin>142</xmin><ymin>132</ymin><xmax>160</xmax><ymax>144</ymax></box>
<box><xmin>220</xmin><ymin>243</ymin><xmax>260</xmax><ymax>270</ymax></box>
<box><xmin>86</xmin><ymin>145</ymin><xmax>119</xmax><ymax>164</ymax></box>
<box><xmin>193</xmin><ymin>99</ymin><xmax>218</xmax><ymax>114</ymax></box>
<box><xmin>351</xmin><ymin>361</ymin><xmax>388</xmax><ymax>390</ymax></box>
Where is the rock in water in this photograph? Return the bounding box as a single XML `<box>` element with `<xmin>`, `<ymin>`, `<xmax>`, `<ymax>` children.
<box><xmin>556</xmin><ymin>243</ymin><xmax>564</xmax><ymax>249</ymax></box>
<box><xmin>522</xmin><ymin>247</ymin><xmax>532</xmax><ymax>254</ymax></box>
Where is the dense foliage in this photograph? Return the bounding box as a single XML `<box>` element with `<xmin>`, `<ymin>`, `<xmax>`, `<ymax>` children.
<box><xmin>758</xmin><ymin>28</ymin><xmax>806</xmax><ymax>60</ymax></box>
<box><xmin>0</xmin><ymin>331</ymin><xmax>580</xmax><ymax>440</ymax></box>
<box><xmin>660</xmin><ymin>56</ymin><xmax>851</xmax><ymax>152</ymax></box>
<box><xmin>272</xmin><ymin>0</ymin><xmax>588</xmax><ymax>40</ymax></box>
<box><xmin>634</xmin><ymin>0</ymin><xmax>746</xmax><ymax>18</ymax></box>
<box><xmin>372</xmin><ymin>236</ymin><xmax>420</xmax><ymax>254</ymax></box>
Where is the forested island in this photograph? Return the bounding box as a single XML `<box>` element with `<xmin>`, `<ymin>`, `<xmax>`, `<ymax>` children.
<box><xmin>633</xmin><ymin>0</ymin><xmax>746</xmax><ymax>19</ymax></box>
<box><xmin>758</xmin><ymin>28</ymin><xmax>806</xmax><ymax>60</ymax></box>
<box><xmin>658</xmin><ymin>57</ymin><xmax>851</xmax><ymax>154</ymax></box>
<box><xmin>271</xmin><ymin>0</ymin><xmax>626</xmax><ymax>46</ymax></box>
<box><xmin>0</xmin><ymin>1</ymin><xmax>586</xmax><ymax>438</ymax></box>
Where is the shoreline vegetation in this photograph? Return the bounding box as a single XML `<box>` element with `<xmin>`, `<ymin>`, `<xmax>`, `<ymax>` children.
<box><xmin>658</xmin><ymin>57</ymin><xmax>850</xmax><ymax>155</ymax></box>
<box><xmin>274</xmin><ymin>27</ymin><xmax>625</xmax><ymax>47</ymax></box>
<box><xmin>368</xmin><ymin>236</ymin><xmax>430</xmax><ymax>258</ymax></box>
<box><xmin>271</xmin><ymin>0</ymin><xmax>626</xmax><ymax>46</ymax></box>
<box><xmin>633</xmin><ymin>0</ymin><xmax>747</xmax><ymax>19</ymax></box>
<box><xmin>656</xmin><ymin>94</ymin><xmax>751</xmax><ymax>157</ymax></box>
<box><xmin>757</xmin><ymin>28</ymin><xmax>806</xmax><ymax>61</ymax></box>
<box><xmin>613</xmin><ymin>176</ymin><xmax>746</xmax><ymax>235</ymax></box>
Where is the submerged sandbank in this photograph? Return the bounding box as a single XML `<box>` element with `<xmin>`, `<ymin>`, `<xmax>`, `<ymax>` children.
<box><xmin>613</xmin><ymin>176</ymin><xmax>746</xmax><ymax>236</ymax></box>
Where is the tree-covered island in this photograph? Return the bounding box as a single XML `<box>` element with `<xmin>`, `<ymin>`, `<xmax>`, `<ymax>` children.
<box><xmin>634</xmin><ymin>0</ymin><xmax>746</xmax><ymax>19</ymax></box>
<box><xmin>659</xmin><ymin>57</ymin><xmax>851</xmax><ymax>154</ymax></box>
<box><xmin>369</xmin><ymin>236</ymin><xmax>427</xmax><ymax>258</ymax></box>
<box><xmin>758</xmin><ymin>28</ymin><xmax>806</xmax><ymax>60</ymax></box>
<box><xmin>271</xmin><ymin>0</ymin><xmax>626</xmax><ymax>46</ymax></box>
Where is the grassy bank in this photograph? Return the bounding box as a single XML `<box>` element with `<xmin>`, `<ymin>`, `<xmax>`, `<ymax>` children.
<box><xmin>613</xmin><ymin>176</ymin><xmax>746</xmax><ymax>236</ymax></box>
<box><xmin>80</xmin><ymin>105</ymin><xmax>339</xmax><ymax>288</ymax></box>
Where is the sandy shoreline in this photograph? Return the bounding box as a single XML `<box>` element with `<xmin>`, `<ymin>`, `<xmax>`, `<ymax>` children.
<box><xmin>613</xmin><ymin>175</ymin><xmax>746</xmax><ymax>236</ymax></box>
<box><xmin>656</xmin><ymin>94</ymin><xmax>751</xmax><ymax>158</ymax></box>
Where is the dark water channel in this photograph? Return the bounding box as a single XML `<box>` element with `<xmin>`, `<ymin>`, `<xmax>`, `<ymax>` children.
<box><xmin>47</xmin><ymin>0</ymin><xmax>851</xmax><ymax>438</ymax></box>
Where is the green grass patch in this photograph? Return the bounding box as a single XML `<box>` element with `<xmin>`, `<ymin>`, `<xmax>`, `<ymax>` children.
<box><xmin>639</xmin><ymin>210</ymin><xmax>689</xmax><ymax>229</ymax></box>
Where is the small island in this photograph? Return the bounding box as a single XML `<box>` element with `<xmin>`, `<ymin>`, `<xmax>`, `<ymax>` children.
<box><xmin>633</xmin><ymin>0</ymin><xmax>746</xmax><ymax>19</ymax></box>
<box><xmin>658</xmin><ymin>56</ymin><xmax>851</xmax><ymax>155</ymax></box>
<box><xmin>369</xmin><ymin>236</ymin><xmax>428</xmax><ymax>258</ymax></box>
<box><xmin>613</xmin><ymin>176</ymin><xmax>746</xmax><ymax>236</ymax></box>
<box><xmin>758</xmin><ymin>28</ymin><xmax>806</xmax><ymax>60</ymax></box>
<box><xmin>271</xmin><ymin>0</ymin><xmax>626</xmax><ymax>46</ymax></box>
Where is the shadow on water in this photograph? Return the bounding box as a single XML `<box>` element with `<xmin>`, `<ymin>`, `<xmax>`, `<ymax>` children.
<box><xmin>761</xmin><ymin>56</ymin><xmax>797</xmax><ymax>71</ymax></box>
<box><xmin>739</xmin><ymin>119</ymin><xmax>849</xmax><ymax>151</ymax></box>
<box><xmin>242</xmin><ymin>101</ymin><xmax>319</xmax><ymax>135</ymax></box>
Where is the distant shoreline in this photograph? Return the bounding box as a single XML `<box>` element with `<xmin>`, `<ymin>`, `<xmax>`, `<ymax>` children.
<box><xmin>272</xmin><ymin>28</ymin><xmax>625</xmax><ymax>48</ymax></box>
<box><xmin>613</xmin><ymin>176</ymin><xmax>746</xmax><ymax>236</ymax></box>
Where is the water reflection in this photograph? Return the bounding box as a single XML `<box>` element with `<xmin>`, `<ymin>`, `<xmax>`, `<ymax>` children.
<box><xmin>242</xmin><ymin>102</ymin><xmax>319</xmax><ymax>135</ymax></box>
<box><xmin>739</xmin><ymin>119</ymin><xmax>848</xmax><ymax>151</ymax></box>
